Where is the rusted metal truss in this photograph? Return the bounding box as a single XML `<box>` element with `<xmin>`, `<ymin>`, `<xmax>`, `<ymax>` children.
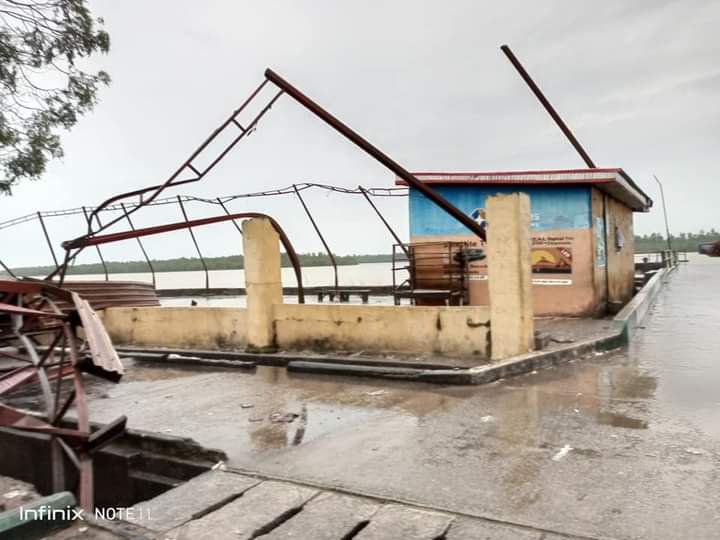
<box><xmin>0</xmin><ymin>279</ymin><xmax>126</xmax><ymax>510</ymax></box>
<box><xmin>0</xmin><ymin>184</ymin><xmax>406</xmax><ymax>297</ymax></box>
<box><xmin>28</xmin><ymin>68</ymin><xmax>486</xmax><ymax>289</ymax></box>
<box><xmin>4</xmin><ymin>56</ymin><xmax>604</xmax><ymax>291</ymax></box>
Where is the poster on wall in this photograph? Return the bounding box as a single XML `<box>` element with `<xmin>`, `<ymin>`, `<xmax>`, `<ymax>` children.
<box><xmin>595</xmin><ymin>216</ymin><xmax>606</xmax><ymax>266</ymax></box>
<box><xmin>531</xmin><ymin>247</ymin><xmax>572</xmax><ymax>274</ymax></box>
<box><xmin>531</xmin><ymin>235</ymin><xmax>574</xmax><ymax>285</ymax></box>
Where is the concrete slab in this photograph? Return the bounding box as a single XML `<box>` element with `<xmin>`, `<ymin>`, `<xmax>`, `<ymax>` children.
<box><xmin>354</xmin><ymin>504</ymin><xmax>453</xmax><ymax>539</ymax></box>
<box><xmin>167</xmin><ymin>480</ymin><xmax>317</xmax><ymax>540</ymax></box>
<box><xmin>261</xmin><ymin>491</ymin><xmax>378</xmax><ymax>539</ymax></box>
<box><xmin>125</xmin><ymin>470</ymin><xmax>260</xmax><ymax>531</ymax></box>
<box><xmin>445</xmin><ymin>517</ymin><xmax>542</xmax><ymax>539</ymax></box>
<box><xmin>534</xmin><ymin>317</ymin><xmax>618</xmax><ymax>347</ymax></box>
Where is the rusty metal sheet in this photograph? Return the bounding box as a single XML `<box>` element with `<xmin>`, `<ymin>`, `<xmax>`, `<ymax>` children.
<box><xmin>72</xmin><ymin>293</ymin><xmax>124</xmax><ymax>379</ymax></box>
<box><xmin>0</xmin><ymin>279</ymin><xmax>43</xmax><ymax>295</ymax></box>
<box><xmin>0</xmin><ymin>366</ymin><xmax>35</xmax><ymax>396</ymax></box>
<box><xmin>0</xmin><ymin>403</ymin><xmax>90</xmax><ymax>443</ymax></box>
<box><xmin>0</xmin><ymin>302</ymin><xmax>67</xmax><ymax>319</ymax></box>
<box><xmin>56</xmin><ymin>281</ymin><xmax>160</xmax><ymax>311</ymax></box>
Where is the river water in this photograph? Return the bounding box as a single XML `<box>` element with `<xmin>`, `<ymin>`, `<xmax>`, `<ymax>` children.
<box><xmin>58</xmin><ymin>261</ymin><xmax>396</xmax><ymax>290</ymax></box>
<box><xmin>56</xmin><ymin>253</ymin><xmax>713</xmax><ymax>308</ymax></box>
<box><xmin>56</xmin><ymin>261</ymin><xmax>399</xmax><ymax>306</ymax></box>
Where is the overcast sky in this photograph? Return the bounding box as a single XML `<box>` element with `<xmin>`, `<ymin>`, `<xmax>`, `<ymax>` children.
<box><xmin>2</xmin><ymin>0</ymin><xmax>719</xmax><ymax>267</ymax></box>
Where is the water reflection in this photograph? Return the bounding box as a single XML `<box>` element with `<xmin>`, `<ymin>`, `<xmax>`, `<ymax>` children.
<box><xmin>596</xmin><ymin>411</ymin><xmax>648</xmax><ymax>430</ymax></box>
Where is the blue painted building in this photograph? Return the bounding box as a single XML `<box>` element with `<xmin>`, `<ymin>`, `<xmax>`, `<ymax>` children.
<box><xmin>399</xmin><ymin>169</ymin><xmax>652</xmax><ymax>316</ymax></box>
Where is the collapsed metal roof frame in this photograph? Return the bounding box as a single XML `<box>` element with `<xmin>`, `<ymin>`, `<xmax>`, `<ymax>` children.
<box><xmin>47</xmin><ymin>68</ymin><xmax>487</xmax><ymax>291</ymax></box>
<box><xmin>0</xmin><ymin>183</ymin><xmax>407</xmax><ymax>294</ymax></box>
<box><xmin>9</xmin><ymin>46</ymin><xmax>648</xmax><ymax>290</ymax></box>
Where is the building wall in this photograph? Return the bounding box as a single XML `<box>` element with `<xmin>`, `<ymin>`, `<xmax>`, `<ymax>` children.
<box><xmin>100</xmin><ymin>304</ymin><xmax>491</xmax><ymax>357</ymax></box>
<box><xmin>274</xmin><ymin>304</ymin><xmax>490</xmax><ymax>357</ymax></box>
<box><xmin>408</xmin><ymin>184</ymin><xmax>600</xmax><ymax>316</ymax></box>
<box><xmin>605</xmin><ymin>196</ymin><xmax>635</xmax><ymax>307</ymax></box>
<box><xmin>591</xmin><ymin>188</ymin><xmax>609</xmax><ymax>311</ymax></box>
<box><xmin>102</xmin><ymin>306</ymin><xmax>248</xmax><ymax>349</ymax></box>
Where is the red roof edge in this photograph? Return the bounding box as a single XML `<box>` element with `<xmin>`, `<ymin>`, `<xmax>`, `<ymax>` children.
<box><xmin>393</xmin><ymin>168</ymin><xmax>653</xmax><ymax>211</ymax></box>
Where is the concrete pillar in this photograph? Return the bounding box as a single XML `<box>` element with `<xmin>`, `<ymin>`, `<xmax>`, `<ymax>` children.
<box><xmin>243</xmin><ymin>217</ymin><xmax>282</xmax><ymax>349</ymax></box>
<box><xmin>486</xmin><ymin>192</ymin><xmax>534</xmax><ymax>360</ymax></box>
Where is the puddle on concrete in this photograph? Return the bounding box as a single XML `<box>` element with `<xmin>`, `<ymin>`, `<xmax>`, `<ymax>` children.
<box><xmin>596</xmin><ymin>411</ymin><xmax>648</xmax><ymax>430</ymax></box>
<box><xmin>118</xmin><ymin>358</ymin><xmax>233</xmax><ymax>382</ymax></box>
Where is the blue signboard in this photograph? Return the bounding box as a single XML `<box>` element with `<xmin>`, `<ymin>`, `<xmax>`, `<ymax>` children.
<box><xmin>409</xmin><ymin>184</ymin><xmax>591</xmax><ymax>236</ymax></box>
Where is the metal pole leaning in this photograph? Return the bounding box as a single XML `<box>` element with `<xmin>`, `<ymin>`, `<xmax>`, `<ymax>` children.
<box><xmin>120</xmin><ymin>203</ymin><xmax>157</xmax><ymax>288</ymax></box>
<box><xmin>264</xmin><ymin>68</ymin><xmax>487</xmax><ymax>242</ymax></box>
<box><xmin>176</xmin><ymin>196</ymin><xmax>210</xmax><ymax>289</ymax></box>
<box><xmin>82</xmin><ymin>207</ymin><xmax>109</xmax><ymax>281</ymax></box>
<box><xmin>37</xmin><ymin>212</ymin><xmax>59</xmax><ymax>268</ymax></box>
<box><xmin>359</xmin><ymin>186</ymin><xmax>408</xmax><ymax>256</ymax></box>
<box><xmin>217</xmin><ymin>198</ymin><xmax>243</xmax><ymax>236</ymax></box>
<box><xmin>653</xmin><ymin>175</ymin><xmax>673</xmax><ymax>252</ymax></box>
<box><xmin>293</xmin><ymin>184</ymin><xmax>339</xmax><ymax>294</ymax></box>
<box><xmin>0</xmin><ymin>258</ymin><xmax>15</xmax><ymax>278</ymax></box>
<box><xmin>500</xmin><ymin>44</ymin><xmax>596</xmax><ymax>169</ymax></box>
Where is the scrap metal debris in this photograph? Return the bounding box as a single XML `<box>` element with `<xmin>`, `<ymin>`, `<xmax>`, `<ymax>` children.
<box><xmin>0</xmin><ymin>279</ymin><xmax>127</xmax><ymax>510</ymax></box>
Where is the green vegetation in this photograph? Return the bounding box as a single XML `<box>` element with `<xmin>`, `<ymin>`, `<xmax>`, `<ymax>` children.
<box><xmin>635</xmin><ymin>230</ymin><xmax>720</xmax><ymax>252</ymax></box>
<box><xmin>7</xmin><ymin>253</ymin><xmax>396</xmax><ymax>276</ymax></box>
<box><xmin>0</xmin><ymin>0</ymin><xmax>110</xmax><ymax>194</ymax></box>
<box><xmin>8</xmin><ymin>230</ymin><xmax>718</xmax><ymax>276</ymax></box>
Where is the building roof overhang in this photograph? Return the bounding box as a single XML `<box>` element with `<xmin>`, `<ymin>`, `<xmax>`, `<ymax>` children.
<box><xmin>395</xmin><ymin>168</ymin><xmax>653</xmax><ymax>212</ymax></box>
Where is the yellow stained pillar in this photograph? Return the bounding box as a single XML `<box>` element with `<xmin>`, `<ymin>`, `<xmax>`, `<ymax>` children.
<box><xmin>243</xmin><ymin>217</ymin><xmax>283</xmax><ymax>349</ymax></box>
<box><xmin>486</xmin><ymin>192</ymin><xmax>534</xmax><ymax>360</ymax></box>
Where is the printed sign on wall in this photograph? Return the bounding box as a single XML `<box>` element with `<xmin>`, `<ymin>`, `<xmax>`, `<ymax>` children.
<box><xmin>595</xmin><ymin>216</ymin><xmax>606</xmax><ymax>266</ymax></box>
<box><xmin>530</xmin><ymin>235</ymin><xmax>574</xmax><ymax>284</ymax></box>
<box><xmin>531</xmin><ymin>246</ymin><xmax>572</xmax><ymax>274</ymax></box>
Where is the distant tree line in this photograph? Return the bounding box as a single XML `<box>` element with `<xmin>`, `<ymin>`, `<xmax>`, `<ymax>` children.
<box><xmin>635</xmin><ymin>230</ymin><xmax>720</xmax><ymax>252</ymax></box>
<box><xmin>5</xmin><ymin>253</ymin><xmax>396</xmax><ymax>276</ymax></box>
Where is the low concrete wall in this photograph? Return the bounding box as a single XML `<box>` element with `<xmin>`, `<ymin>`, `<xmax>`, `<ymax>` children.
<box><xmin>101</xmin><ymin>304</ymin><xmax>489</xmax><ymax>357</ymax></box>
<box><xmin>103</xmin><ymin>306</ymin><xmax>248</xmax><ymax>350</ymax></box>
<box><xmin>274</xmin><ymin>304</ymin><xmax>490</xmax><ymax>357</ymax></box>
<box><xmin>614</xmin><ymin>268</ymin><xmax>672</xmax><ymax>340</ymax></box>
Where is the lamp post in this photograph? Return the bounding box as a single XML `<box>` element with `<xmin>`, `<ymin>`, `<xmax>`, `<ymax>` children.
<box><xmin>653</xmin><ymin>174</ymin><xmax>672</xmax><ymax>252</ymax></box>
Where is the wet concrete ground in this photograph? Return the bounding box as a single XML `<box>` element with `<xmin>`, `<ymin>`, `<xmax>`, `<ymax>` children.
<box><xmin>65</xmin><ymin>260</ymin><xmax>720</xmax><ymax>538</ymax></box>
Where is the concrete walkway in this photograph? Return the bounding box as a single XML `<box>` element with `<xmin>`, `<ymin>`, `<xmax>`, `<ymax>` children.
<box><xmin>76</xmin><ymin>261</ymin><xmax>720</xmax><ymax>540</ymax></box>
<box><xmin>89</xmin><ymin>469</ymin><xmax>549</xmax><ymax>539</ymax></box>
